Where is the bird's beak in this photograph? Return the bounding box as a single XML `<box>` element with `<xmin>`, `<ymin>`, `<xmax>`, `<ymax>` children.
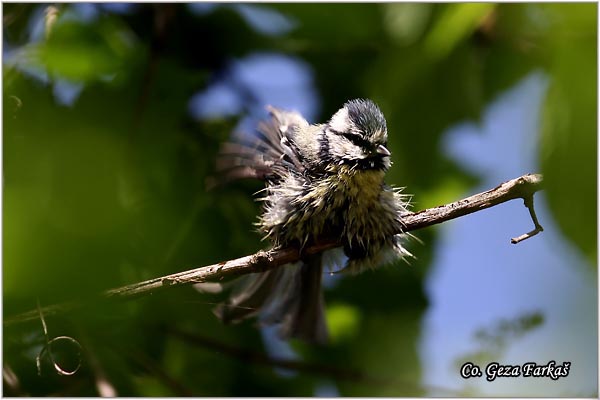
<box><xmin>376</xmin><ymin>144</ymin><xmax>391</xmax><ymax>157</ymax></box>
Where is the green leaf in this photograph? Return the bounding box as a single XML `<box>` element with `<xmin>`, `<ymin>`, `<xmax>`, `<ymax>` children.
<box><xmin>326</xmin><ymin>302</ymin><xmax>362</xmax><ymax>344</ymax></box>
<box><xmin>424</xmin><ymin>3</ymin><xmax>496</xmax><ymax>59</ymax></box>
<box><xmin>36</xmin><ymin>18</ymin><xmax>138</xmax><ymax>82</ymax></box>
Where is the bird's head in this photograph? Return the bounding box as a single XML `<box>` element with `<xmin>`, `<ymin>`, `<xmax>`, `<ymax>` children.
<box><xmin>325</xmin><ymin>99</ymin><xmax>391</xmax><ymax>171</ymax></box>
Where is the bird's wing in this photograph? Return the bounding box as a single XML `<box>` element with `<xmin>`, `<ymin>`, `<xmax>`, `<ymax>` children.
<box><xmin>215</xmin><ymin>106</ymin><xmax>309</xmax><ymax>184</ymax></box>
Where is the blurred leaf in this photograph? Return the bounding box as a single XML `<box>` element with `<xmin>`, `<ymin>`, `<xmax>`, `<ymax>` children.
<box><xmin>539</xmin><ymin>3</ymin><xmax>597</xmax><ymax>262</ymax></box>
<box><xmin>383</xmin><ymin>3</ymin><xmax>432</xmax><ymax>46</ymax></box>
<box><xmin>326</xmin><ymin>302</ymin><xmax>362</xmax><ymax>344</ymax></box>
<box><xmin>454</xmin><ymin>311</ymin><xmax>545</xmax><ymax>375</ymax></box>
<box><xmin>133</xmin><ymin>376</ymin><xmax>174</xmax><ymax>397</ymax></box>
<box><xmin>36</xmin><ymin>17</ymin><xmax>138</xmax><ymax>82</ymax></box>
<box><xmin>273</xmin><ymin>3</ymin><xmax>386</xmax><ymax>44</ymax></box>
<box><xmin>424</xmin><ymin>3</ymin><xmax>496</xmax><ymax>60</ymax></box>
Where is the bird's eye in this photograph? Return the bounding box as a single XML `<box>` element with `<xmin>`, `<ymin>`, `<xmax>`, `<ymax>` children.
<box><xmin>341</xmin><ymin>132</ymin><xmax>371</xmax><ymax>149</ymax></box>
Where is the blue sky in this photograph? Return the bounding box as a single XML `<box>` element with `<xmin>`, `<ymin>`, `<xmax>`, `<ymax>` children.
<box><xmin>420</xmin><ymin>72</ymin><xmax>597</xmax><ymax>396</ymax></box>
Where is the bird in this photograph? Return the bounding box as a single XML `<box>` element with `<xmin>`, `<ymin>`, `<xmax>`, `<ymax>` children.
<box><xmin>213</xmin><ymin>99</ymin><xmax>412</xmax><ymax>344</ymax></box>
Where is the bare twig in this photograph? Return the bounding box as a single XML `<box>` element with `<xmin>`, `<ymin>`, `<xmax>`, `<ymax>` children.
<box><xmin>167</xmin><ymin>327</ymin><xmax>463</xmax><ymax>395</ymax></box>
<box><xmin>167</xmin><ymin>328</ymin><xmax>371</xmax><ymax>382</ymax></box>
<box><xmin>4</xmin><ymin>173</ymin><xmax>543</xmax><ymax>327</ymax></box>
<box><xmin>35</xmin><ymin>300</ymin><xmax>82</xmax><ymax>377</ymax></box>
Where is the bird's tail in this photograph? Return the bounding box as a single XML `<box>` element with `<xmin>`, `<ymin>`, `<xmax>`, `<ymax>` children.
<box><xmin>214</xmin><ymin>254</ymin><xmax>328</xmax><ymax>344</ymax></box>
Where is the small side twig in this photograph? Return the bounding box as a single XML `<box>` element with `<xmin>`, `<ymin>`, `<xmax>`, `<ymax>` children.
<box><xmin>4</xmin><ymin>173</ymin><xmax>544</xmax><ymax>327</ymax></box>
<box><xmin>511</xmin><ymin>195</ymin><xmax>544</xmax><ymax>244</ymax></box>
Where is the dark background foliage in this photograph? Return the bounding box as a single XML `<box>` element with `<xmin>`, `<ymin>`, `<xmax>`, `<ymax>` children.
<box><xmin>3</xmin><ymin>3</ymin><xmax>596</xmax><ymax>396</ymax></box>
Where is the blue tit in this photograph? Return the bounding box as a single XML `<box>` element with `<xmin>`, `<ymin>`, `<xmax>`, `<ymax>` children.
<box><xmin>214</xmin><ymin>99</ymin><xmax>412</xmax><ymax>344</ymax></box>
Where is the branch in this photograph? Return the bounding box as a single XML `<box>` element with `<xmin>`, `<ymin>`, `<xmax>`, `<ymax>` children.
<box><xmin>4</xmin><ymin>173</ymin><xmax>543</xmax><ymax>326</ymax></box>
<box><xmin>166</xmin><ymin>327</ymin><xmax>463</xmax><ymax>395</ymax></box>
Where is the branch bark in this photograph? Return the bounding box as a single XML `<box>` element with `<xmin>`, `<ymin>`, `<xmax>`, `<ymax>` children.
<box><xmin>4</xmin><ymin>173</ymin><xmax>543</xmax><ymax>327</ymax></box>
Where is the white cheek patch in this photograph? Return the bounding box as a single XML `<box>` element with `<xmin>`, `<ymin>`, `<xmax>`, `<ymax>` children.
<box><xmin>326</xmin><ymin>134</ymin><xmax>360</xmax><ymax>161</ymax></box>
<box><xmin>329</xmin><ymin>108</ymin><xmax>352</xmax><ymax>133</ymax></box>
<box><xmin>343</xmin><ymin>149</ymin><xmax>367</xmax><ymax>160</ymax></box>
